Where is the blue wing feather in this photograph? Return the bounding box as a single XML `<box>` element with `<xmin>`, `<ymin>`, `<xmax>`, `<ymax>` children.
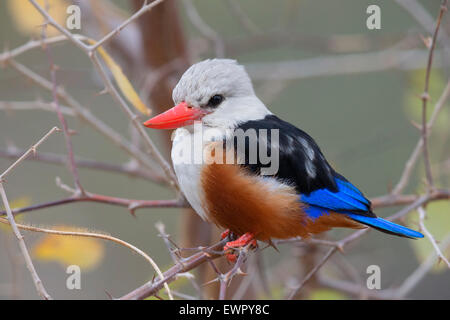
<box><xmin>334</xmin><ymin>178</ymin><xmax>369</xmax><ymax>205</ymax></box>
<box><xmin>301</xmin><ymin>178</ymin><xmax>370</xmax><ymax>213</ymax></box>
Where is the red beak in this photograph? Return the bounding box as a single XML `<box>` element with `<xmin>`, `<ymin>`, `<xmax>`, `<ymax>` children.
<box><xmin>143</xmin><ymin>102</ymin><xmax>207</xmax><ymax>129</ymax></box>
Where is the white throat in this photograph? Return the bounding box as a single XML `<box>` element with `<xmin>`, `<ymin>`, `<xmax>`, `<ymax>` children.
<box><xmin>170</xmin><ymin>95</ymin><xmax>270</xmax><ymax>221</ymax></box>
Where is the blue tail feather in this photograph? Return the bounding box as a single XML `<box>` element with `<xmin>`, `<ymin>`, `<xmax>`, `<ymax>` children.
<box><xmin>347</xmin><ymin>214</ymin><xmax>424</xmax><ymax>239</ymax></box>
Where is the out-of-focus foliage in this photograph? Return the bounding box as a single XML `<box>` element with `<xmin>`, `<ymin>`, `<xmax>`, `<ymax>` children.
<box><xmin>33</xmin><ymin>225</ymin><xmax>105</xmax><ymax>271</ymax></box>
<box><xmin>7</xmin><ymin>0</ymin><xmax>69</xmax><ymax>36</ymax></box>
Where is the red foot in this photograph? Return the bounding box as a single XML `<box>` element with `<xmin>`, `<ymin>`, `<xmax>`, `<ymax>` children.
<box><xmin>221</xmin><ymin>229</ymin><xmax>230</xmax><ymax>240</ymax></box>
<box><xmin>223</xmin><ymin>232</ymin><xmax>257</xmax><ymax>263</ymax></box>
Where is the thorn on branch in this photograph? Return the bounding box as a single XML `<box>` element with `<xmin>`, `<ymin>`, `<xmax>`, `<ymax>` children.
<box><xmin>128</xmin><ymin>202</ymin><xmax>140</xmax><ymax>217</ymax></box>
<box><xmin>97</xmin><ymin>88</ymin><xmax>109</xmax><ymax>96</ymax></box>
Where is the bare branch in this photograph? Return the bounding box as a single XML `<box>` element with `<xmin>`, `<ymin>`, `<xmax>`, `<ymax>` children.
<box><xmin>0</xmin><ymin>192</ymin><xmax>185</xmax><ymax>218</ymax></box>
<box><xmin>41</xmin><ymin>19</ymin><xmax>84</xmax><ymax>194</ymax></box>
<box><xmin>0</xmin><ymin>216</ymin><xmax>173</xmax><ymax>300</ymax></box>
<box><xmin>0</xmin><ymin>148</ymin><xmax>164</xmax><ymax>183</ymax></box>
<box><xmin>119</xmin><ymin>239</ymin><xmax>228</xmax><ymax>300</ymax></box>
<box><xmin>419</xmin><ymin>0</ymin><xmax>448</xmax><ymax>190</ymax></box>
<box><xmin>27</xmin><ymin>0</ymin><xmax>180</xmax><ymax>191</ymax></box>
<box><xmin>7</xmin><ymin>59</ymin><xmax>163</xmax><ymax>178</ymax></box>
<box><xmin>0</xmin><ymin>127</ymin><xmax>60</xmax><ymax>300</ymax></box>
<box><xmin>0</xmin><ymin>185</ymin><xmax>52</xmax><ymax>300</ymax></box>
<box><xmin>287</xmin><ymin>247</ymin><xmax>336</xmax><ymax>300</ymax></box>
<box><xmin>418</xmin><ymin>206</ymin><xmax>450</xmax><ymax>269</ymax></box>
<box><xmin>0</xmin><ymin>100</ymin><xmax>75</xmax><ymax>116</ymax></box>
<box><xmin>393</xmin><ymin>235</ymin><xmax>450</xmax><ymax>298</ymax></box>
<box><xmin>0</xmin><ymin>127</ymin><xmax>60</xmax><ymax>181</ymax></box>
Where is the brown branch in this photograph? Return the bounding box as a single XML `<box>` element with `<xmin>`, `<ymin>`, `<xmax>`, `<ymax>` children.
<box><xmin>282</xmin><ymin>188</ymin><xmax>450</xmax><ymax>299</ymax></box>
<box><xmin>119</xmin><ymin>187</ymin><xmax>450</xmax><ymax>300</ymax></box>
<box><xmin>371</xmin><ymin>189</ymin><xmax>450</xmax><ymax>208</ymax></box>
<box><xmin>0</xmin><ymin>185</ymin><xmax>52</xmax><ymax>300</ymax></box>
<box><xmin>0</xmin><ymin>216</ymin><xmax>173</xmax><ymax>300</ymax></box>
<box><xmin>0</xmin><ymin>127</ymin><xmax>60</xmax><ymax>300</ymax></box>
<box><xmin>420</xmin><ymin>0</ymin><xmax>448</xmax><ymax>190</ymax></box>
<box><xmin>0</xmin><ymin>148</ymin><xmax>165</xmax><ymax>183</ymax></box>
<box><xmin>28</xmin><ymin>0</ymin><xmax>180</xmax><ymax>192</ymax></box>
<box><xmin>119</xmin><ymin>239</ymin><xmax>228</xmax><ymax>300</ymax></box>
<box><xmin>287</xmin><ymin>247</ymin><xmax>336</xmax><ymax>300</ymax></box>
<box><xmin>40</xmin><ymin>14</ymin><xmax>84</xmax><ymax>194</ymax></box>
<box><xmin>417</xmin><ymin>206</ymin><xmax>450</xmax><ymax>268</ymax></box>
<box><xmin>0</xmin><ymin>127</ymin><xmax>60</xmax><ymax>180</ymax></box>
<box><xmin>391</xmin><ymin>81</ymin><xmax>450</xmax><ymax>195</ymax></box>
<box><xmin>218</xmin><ymin>246</ymin><xmax>250</xmax><ymax>300</ymax></box>
<box><xmin>0</xmin><ymin>192</ymin><xmax>186</xmax><ymax>218</ymax></box>
<box><xmin>7</xmin><ymin>59</ymin><xmax>162</xmax><ymax>177</ymax></box>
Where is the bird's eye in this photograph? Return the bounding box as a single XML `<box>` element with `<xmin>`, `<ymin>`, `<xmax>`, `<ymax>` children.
<box><xmin>207</xmin><ymin>94</ymin><xmax>224</xmax><ymax>108</ymax></box>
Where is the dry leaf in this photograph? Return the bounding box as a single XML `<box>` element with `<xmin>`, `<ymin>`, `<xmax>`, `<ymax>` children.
<box><xmin>87</xmin><ymin>39</ymin><xmax>151</xmax><ymax>116</ymax></box>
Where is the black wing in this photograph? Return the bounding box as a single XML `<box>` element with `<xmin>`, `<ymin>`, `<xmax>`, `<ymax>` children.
<box><xmin>231</xmin><ymin>114</ymin><xmax>337</xmax><ymax>194</ymax></box>
<box><xmin>228</xmin><ymin>115</ymin><xmax>373</xmax><ymax>217</ymax></box>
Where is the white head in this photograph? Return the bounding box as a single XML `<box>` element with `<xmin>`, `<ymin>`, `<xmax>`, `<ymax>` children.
<box><xmin>144</xmin><ymin>59</ymin><xmax>270</xmax><ymax>130</ymax></box>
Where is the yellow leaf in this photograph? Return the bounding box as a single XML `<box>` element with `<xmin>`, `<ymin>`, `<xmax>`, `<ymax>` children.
<box><xmin>33</xmin><ymin>225</ymin><xmax>105</xmax><ymax>271</ymax></box>
<box><xmin>0</xmin><ymin>197</ymin><xmax>31</xmax><ymax>232</ymax></box>
<box><xmin>87</xmin><ymin>39</ymin><xmax>151</xmax><ymax>116</ymax></box>
<box><xmin>7</xmin><ymin>0</ymin><xmax>69</xmax><ymax>36</ymax></box>
<box><xmin>408</xmin><ymin>201</ymin><xmax>450</xmax><ymax>273</ymax></box>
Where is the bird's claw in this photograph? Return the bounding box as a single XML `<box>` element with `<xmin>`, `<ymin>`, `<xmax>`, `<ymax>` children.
<box><xmin>221</xmin><ymin>229</ymin><xmax>231</xmax><ymax>240</ymax></box>
<box><xmin>223</xmin><ymin>232</ymin><xmax>257</xmax><ymax>263</ymax></box>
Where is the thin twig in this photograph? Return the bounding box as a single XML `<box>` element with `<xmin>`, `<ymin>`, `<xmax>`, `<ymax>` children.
<box><xmin>0</xmin><ymin>217</ymin><xmax>173</xmax><ymax>300</ymax></box>
<box><xmin>7</xmin><ymin>59</ymin><xmax>162</xmax><ymax>177</ymax></box>
<box><xmin>393</xmin><ymin>235</ymin><xmax>450</xmax><ymax>298</ymax></box>
<box><xmin>0</xmin><ymin>127</ymin><xmax>60</xmax><ymax>300</ymax></box>
<box><xmin>0</xmin><ymin>127</ymin><xmax>60</xmax><ymax>181</ymax></box>
<box><xmin>0</xmin><ymin>100</ymin><xmax>75</xmax><ymax>116</ymax></box>
<box><xmin>419</xmin><ymin>0</ymin><xmax>448</xmax><ymax>190</ymax></box>
<box><xmin>40</xmin><ymin>14</ymin><xmax>84</xmax><ymax>194</ymax></box>
<box><xmin>287</xmin><ymin>247</ymin><xmax>336</xmax><ymax>300</ymax></box>
<box><xmin>28</xmin><ymin>0</ymin><xmax>180</xmax><ymax>191</ymax></box>
<box><xmin>417</xmin><ymin>206</ymin><xmax>450</xmax><ymax>268</ymax></box>
<box><xmin>0</xmin><ymin>148</ymin><xmax>164</xmax><ymax>183</ymax></box>
<box><xmin>0</xmin><ymin>185</ymin><xmax>52</xmax><ymax>300</ymax></box>
<box><xmin>89</xmin><ymin>0</ymin><xmax>166</xmax><ymax>52</ymax></box>
<box><xmin>392</xmin><ymin>80</ymin><xmax>450</xmax><ymax>195</ymax></box>
<box><xmin>245</xmin><ymin>49</ymin><xmax>443</xmax><ymax>80</ymax></box>
<box><xmin>119</xmin><ymin>239</ymin><xmax>228</xmax><ymax>300</ymax></box>
<box><xmin>0</xmin><ymin>35</ymin><xmax>87</xmax><ymax>64</ymax></box>
<box><xmin>0</xmin><ymin>193</ymin><xmax>185</xmax><ymax>218</ymax></box>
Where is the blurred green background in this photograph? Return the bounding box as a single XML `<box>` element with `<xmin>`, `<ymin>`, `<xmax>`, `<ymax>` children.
<box><xmin>0</xmin><ymin>0</ymin><xmax>449</xmax><ymax>299</ymax></box>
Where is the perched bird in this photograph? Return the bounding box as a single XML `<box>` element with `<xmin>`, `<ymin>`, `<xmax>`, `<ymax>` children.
<box><xmin>144</xmin><ymin>59</ymin><xmax>423</xmax><ymax>262</ymax></box>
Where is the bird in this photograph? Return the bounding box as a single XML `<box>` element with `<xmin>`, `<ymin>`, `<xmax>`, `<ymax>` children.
<box><xmin>143</xmin><ymin>59</ymin><xmax>423</xmax><ymax>262</ymax></box>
